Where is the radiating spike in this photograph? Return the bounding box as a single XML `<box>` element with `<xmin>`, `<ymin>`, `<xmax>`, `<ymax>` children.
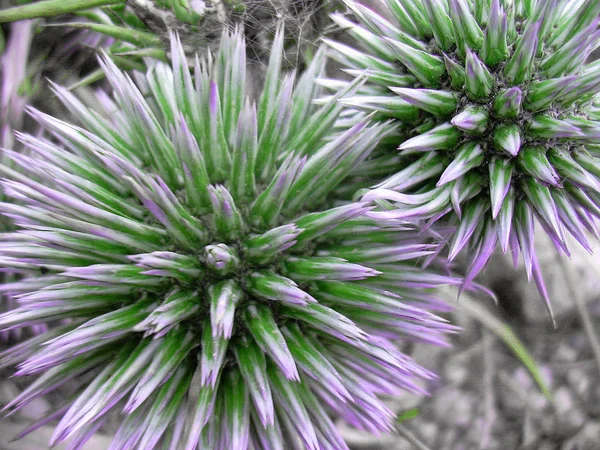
<box><xmin>548</xmin><ymin>148</ymin><xmax>600</xmax><ymax>192</ymax></box>
<box><xmin>504</xmin><ymin>21</ymin><xmax>541</xmax><ymax>84</ymax></box>
<box><xmin>493</xmin><ymin>124</ymin><xmax>522</xmax><ymax>156</ymax></box>
<box><xmin>448</xmin><ymin>201</ymin><xmax>489</xmax><ymax>261</ymax></box>
<box><xmin>443</xmin><ymin>54</ymin><xmax>466</xmax><ymax>89</ymax></box>
<box><xmin>234</xmin><ymin>337</ymin><xmax>275</xmax><ymax>427</ymax></box>
<box><xmin>282</xmin><ymin>324</ymin><xmax>351</xmax><ymax>402</ymax></box>
<box><xmin>514</xmin><ymin>200</ymin><xmax>535</xmax><ymax>280</ymax></box>
<box><xmin>387</xmin><ymin>0</ymin><xmax>431</xmax><ymax>38</ymax></box>
<box><xmin>525</xmin><ymin>76</ymin><xmax>578</xmax><ymax>111</ymax></box>
<box><xmin>493</xmin><ymin>87</ymin><xmax>522</xmax><ymax>118</ymax></box>
<box><xmin>125</xmin><ymin>329</ymin><xmax>196</xmax><ymax>413</ymax></box>
<box><xmin>383</xmin><ymin>37</ymin><xmax>447</xmax><ymax>87</ymax></box>
<box><xmin>522</xmin><ymin>178</ymin><xmax>566</xmax><ymax>250</ymax></box>
<box><xmin>209</xmin><ymin>280</ymin><xmax>243</xmax><ymax>339</ymax></box>
<box><xmin>339</xmin><ymin>95</ymin><xmax>420</xmax><ymax>121</ymax></box>
<box><xmin>543</xmin><ymin>18</ymin><xmax>600</xmax><ymax>77</ymax></box>
<box><xmin>383</xmin><ymin>0</ymin><xmax>422</xmax><ymax>37</ymax></box>
<box><xmin>489</xmin><ymin>157</ymin><xmax>514</xmax><ymax>219</ymax></box>
<box><xmin>243</xmin><ymin>224</ymin><xmax>302</xmax><ymax>265</ymax></box>
<box><xmin>248</xmin><ymin>272</ymin><xmax>316</xmax><ymax>307</ymax></box>
<box><xmin>245</xmin><ymin>304</ymin><xmax>299</xmax><ymax>381</ymax></box>
<box><xmin>398</xmin><ymin>122</ymin><xmax>460</xmax><ymax>153</ymax></box>
<box><xmin>323</xmin><ymin>38</ymin><xmax>397</xmax><ymax>73</ymax></box>
<box><xmin>342</xmin><ymin>2</ymin><xmax>427</xmax><ymax>51</ymax></box>
<box><xmin>136</xmin><ymin>365</ymin><xmax>193</xmax><ymax>450</ymax></box>
<box><xmin>465</xmin><ymin>48</ymin><xmax>495</xmax><ymax>99</ymax></box>
<box><xmin>449</xmin><ymin>0</ymin><xmax>484</xmax><ymax>52</ymax></box>
<box><xmin>184</xmin><ymin>370</ymin><xmax>220</xmax><ymax>450</ymax></box>
<box><xmin>497</xmin><ymin>188</ymin><xmax>515</xmax><ymax>253</ymax></box>
<box><xmin>437</xmin><ymin>142</ymin><xmax>485</xmax><ymax>186</ymax></box>
<box><xmin>421</xmin><ymin>0</ymin><xmax>455</xmax><ymax>51</ymax></box>
<box><xmin>461</xmin><ymin>218</ymin><xmax>498</xmax><ymax>293</ymax></box>
<box><xmin>222</xmin><ymin>370</ymin><xmax>250</xmax><ymax>450</ymax></box>
<box><xmin>268</xmin><ymin>366</ymin><xmax>320</xmax><ymax>450</ymax></box>
<box><xmin>529</xmin><ymin>115</ymin><xmax>583</xmax><ymax>139</ymax></box>
<box><xmin>451</xmin><ymin>106</ymin><xmax>489</xmax><ymax>133</ymax></box>
<box><xmin>389</xmin><ymin>87</ymin><xmax>458</xmax><ymax>116</ymax></box>
<box><xmin>294</xmin><ymin>202</ymin><xmax>372</xmax><ymax>245</ymax></box>
<box><xmin>553</xmin><ymin>189</ymin><xmax>593</xmax><ymax>252</ymax></box>
<box><xmin>229</xmin><ymin>100</ymin><xmax>257</xmax><ymax>201</ymax></box>
<box><xmin>207</xmin><ymin>185</ymin><xmax>245</xmax><ymax>240</ymax></box>
<box><xmin>518</xmin><ymin>147</ymin><xmax>562</xmax><ymax>187</ymax></box>
<box><xmin>481</xmin><ymin>0</ymin><xmax>509</xmax><ymax>66</ymax></box>
<box><xmin>283</xmin><ymin>256</ymin><xmax>379</xmax><ymax>281</ymax></box>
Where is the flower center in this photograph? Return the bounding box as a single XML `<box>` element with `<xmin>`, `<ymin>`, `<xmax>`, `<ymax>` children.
<box><xmin>204</xmin><ymin>243</ymin><xmax>241</xmax><ymax>276</ymax></box>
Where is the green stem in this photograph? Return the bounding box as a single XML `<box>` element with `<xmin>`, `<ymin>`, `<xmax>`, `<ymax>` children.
<box><xmin>395</xmin><ymin>423</ymin><xmax>434</xmax><ymax>450</ymax></box>
<box><xmin>0</xmin><ymin>0</ymin><xmax>124</xmax><ymax>23</ymax></box>
<box><xmin>448</xmin><ymin>292</ymin><xmax>553</xmax><ymax>401</ymax></box>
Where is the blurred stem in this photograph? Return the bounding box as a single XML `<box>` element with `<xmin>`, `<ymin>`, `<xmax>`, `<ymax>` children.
<box><xmin>479</xmin><ymin>331</ymin><xmax>496</xmax><ymax>449</ymax></box>
<box><xmin>556</xmin><ymin>254</ymin><xmax>600</xmax><ymax>378</ymax></box>
<box><xmin>395</xmin><ymin>423</ymin><xmax>433</xmax><ymax>450</ymax></box>
<box><xmin>451</xmin><ymin>293</ymin><xmax>553</xmax><ymax>401</ymax></box>
<box><xmin>0</xmin><ymin>0</ymin><xmax>124</xmax><ymax>23</ymax></box>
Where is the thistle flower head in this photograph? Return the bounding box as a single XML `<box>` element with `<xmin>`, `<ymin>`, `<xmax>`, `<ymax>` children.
<box><xmin>329</xmin><ymin>0</ymin><xmax>600</xmax><ymax>299</ymax></box>
<box><xmin>0</xmin><ymin>29</ymin><xmax>456</xmax><ymax>449</ymax></box>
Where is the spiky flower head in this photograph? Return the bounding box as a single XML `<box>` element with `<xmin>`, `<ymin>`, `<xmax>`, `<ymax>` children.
<box><xmin>0</xmin><ymin>29</ymin><xmax>456</xmax><ymax>449</ymax></box>
<box><xmin>328</xmin><ymin>0</ymin><xmax>600</xmax><ymax>299</ymax></box>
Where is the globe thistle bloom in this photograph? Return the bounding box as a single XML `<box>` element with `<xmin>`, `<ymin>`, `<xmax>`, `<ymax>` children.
<box><xmin>0</xmin><ymin>29</ymin><xmax>457</xmax><ymax>449</ymax></box>
<box><xmin>327</xmin><ymin>0</ymin><xmax>600</xmax><ymax>299</ymax></box>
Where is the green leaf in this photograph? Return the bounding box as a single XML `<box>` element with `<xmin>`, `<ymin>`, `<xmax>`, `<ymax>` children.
<box><xmin>397</xmin><ymin>407</ymin><xmax>420</xmax><ymax>424</ymax></box>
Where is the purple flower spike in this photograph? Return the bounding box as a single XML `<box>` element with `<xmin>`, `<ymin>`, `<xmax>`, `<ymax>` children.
<box><xmin>0</xmin><ymin>27</ymin><xmax>455</xmax><ymax>450</ymax></box>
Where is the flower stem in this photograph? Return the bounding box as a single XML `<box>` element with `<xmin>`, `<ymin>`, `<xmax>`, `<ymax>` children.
<box><xmin>0</xmin><ymin>0</ymin><xmax>124</xmax><ymax>23</ymax></box>
<box><xmin>395</xmin><ymin>423</ymin><xmax>433</xmax><ymax>450</ymax></box>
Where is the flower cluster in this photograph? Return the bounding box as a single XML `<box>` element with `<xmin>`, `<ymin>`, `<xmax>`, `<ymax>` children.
<box><xmin>328</xmin><ymin>0</ymin><xmax>600</xmax><ymax>300</ymax></box>
<box><xmin>0</xmin><ymin>29</ymin><xmax>457</xmax><ymax>449</ymax></box>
